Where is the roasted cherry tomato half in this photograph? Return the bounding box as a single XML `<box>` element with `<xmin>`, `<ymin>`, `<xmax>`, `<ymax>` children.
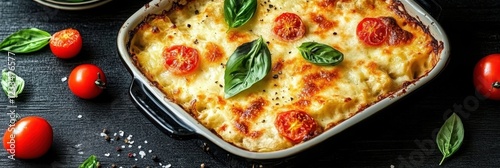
<box><xmin>356</xmin><ymin>18</ymin><xmax>388</xmax><ymax>46</ymax></box>
<box><xmin>272</xmin><ymin>12</ymin><xmax>306</xmax><ymax>41</ymax></box>
<box><xmin>473</xmin><ymin>53</ymin><xmax>500</xmax><ymax>100</ymax></box>
<box><xmin>163</xmin><ymin>45</ymin><xmax>200</xmax><ymax>75</ymax></box>
<box><xmin>68</xmin><ymin>64</ymin><xmax>106</xmax><ymax>99</ymax></box>
<box><xmin>50</xmin><ymin>28</ymin><xmax>83</xmax><ymax>59</ymax></box>
<box><xmin>3</xmin><ymin>116</ymin><xmax>53</xmax><ymax>159</ymax></box>
<box><xmin>275</xmin><ymin>110</ymin><xmax>317</xmax><ymax>143</ymax></box>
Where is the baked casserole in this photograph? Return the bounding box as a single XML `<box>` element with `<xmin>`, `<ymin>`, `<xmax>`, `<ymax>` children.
<box><xmin>128</xmin><ymin>0</ymin><xmax>444</xmax><ymax>152</ymax></box>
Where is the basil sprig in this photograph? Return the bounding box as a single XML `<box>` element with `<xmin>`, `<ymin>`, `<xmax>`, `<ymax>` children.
<box><xmin>0</xmin><ymin>28</ymin><xmax>51</xmax><ymax>54</ymax></box>
<box><xmin>224</xmin><ymin>0</ymin><xmax>257</xmax><ymax>28</ymax></box>
<box><xmin>224</xmin><ymin>37</ymin><xmax>271</xmax><ymax>98</ymax></box>
<box><xmin>1</xmin><ymin>69</ymin><xmax>25</xmax><ymax>99</ymax></box>
<box><xmin>298</xmin><ymin>42</ymin><xmax>344</xmax><ymax>66</ymax></box>
<box><xmin>79</xmin><ymin>155</ymin><xmax>98</xmax><ymax>168</ymax></box>
<box><xmin>436</xmin><ymin>113</ymin><xmax>464</xmax><ymax>165</ymax></box>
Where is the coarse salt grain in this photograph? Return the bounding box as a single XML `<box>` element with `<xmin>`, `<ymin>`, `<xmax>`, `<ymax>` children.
<box><xmin>78</xmin><ymin>151</ymin><xmax>84</xmax><ymax>155</ymax></box>
<box><xmin>139</xmin><ymin>151</ymin><xmax>146</xmax><ymax>158</ymax></box>
<box><xmin>61</xmin><ymin>77</ymin><xmax>67</xmax><ymax>82</ymax></box>
<box><xmin>104</xmin><ymin>153</ymin><xmax>110</xmax><ymax>157</ymax></box>
<box><xmin>138</xmin><ymin>145</ymin><xmax>142</xmax><ymax>149</ymax></box>
<box><xmin>128</xmin><ymin>145</ymin><xmax>132</xmax><ymax>148</ymax></box>
<box><xmin>100</xmin><ymin>132</ymin><xmax>107</xmax><ymax>137</ymax></box>
<box><xmin>148</xmin><ymin>150</ymin><xmax>152</xmax><ymax>153</ymax></box>
<box><xmin>144</xmin><ymin>140</ymin><xmax>148</xmax><ymax>144</ymax></box>
<box><xmin>119</xmin><ymin>130</ymin><xmax>124</xmax><ymax>137</ymax></box>
<box><xmin>164</xmin><ymin>164</ymin><xmax>172</xmax><ymax>168</ymax></box>
<box><xmin>121</xmin><ymin>145</ymin><xmax>126</xmax><ymax>149</ymax></box>
<box><xmin>127</xmin><ymin>135</ymin><xmax>133</xmax><ymax>140</ymax></box>
<box><xmin>77</xmin><ymin>115</ymin><xmax>82</xmax><ymax>119</ymax></box>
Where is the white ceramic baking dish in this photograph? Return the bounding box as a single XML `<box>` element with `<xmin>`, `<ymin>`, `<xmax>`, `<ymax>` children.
<box><xmin>117</xmin><ymin>0</ymin><xmax>450</xmax><ymax>160</ymax></box>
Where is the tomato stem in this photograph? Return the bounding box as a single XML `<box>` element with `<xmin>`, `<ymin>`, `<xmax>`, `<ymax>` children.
<box><xmin>493</xmin><ymin>81</ymin><xmax>500</xmax><ymax>88</ymax></box>
<box><xmin>95</xmin><ymin>72</ymin><xmax>106</xmax><ymax>89</ymax></box>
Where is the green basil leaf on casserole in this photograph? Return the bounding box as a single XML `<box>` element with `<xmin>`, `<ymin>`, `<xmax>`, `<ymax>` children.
<box><xmin>224</xmin><ymin>0</ymin><xmax>257</xmax><ymax>28</ymax></box>
<box><xmin>298</xmin><ymin>42</ymin><xmax>344</xmax><ymax>66</ymax></box>
<box><xmin>224</xmin><ymin>36</ymin><xmax>271</xmax><ymax>98</ymax></box>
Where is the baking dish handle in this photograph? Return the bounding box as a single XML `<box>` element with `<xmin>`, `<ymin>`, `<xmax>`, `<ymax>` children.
<box><xmin>129</xmin><ymin>78</ymin><xmax>196</xmax><ymax>140</ymax></box>
<box><xmin>413</xmin><ymin>0</ymin><xmax>442</xmax><ymax>20</ymax></box>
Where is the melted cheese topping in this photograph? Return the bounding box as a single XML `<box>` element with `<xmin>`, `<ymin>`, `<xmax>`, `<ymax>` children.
<box><xmin>129</xmin><ymin>0</ymin><xmax>442</xmax><ymax>152</ymax></box>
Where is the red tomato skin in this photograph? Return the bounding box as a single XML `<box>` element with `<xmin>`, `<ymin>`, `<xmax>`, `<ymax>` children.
<box><xmin>68</xmin><ymin>64</ymin><xmax>106</xmax><ymax>99</ymax></box>
<box><xmin>3</xmin><ymin>116</ymin><xmax>53</xmax><ymax>159</ymax></box>
<box><xmin>163</xmin><ymin>45</ymin><xmax>200</xmax><ymax>75</ymax></box>
<box><xmin>356</xmin><ymin>18</ymin><xmax>388</xmax><ymax>46</ymax></box>
<box><xmin>473</xmin><ymin>54</ymin><xmax>500</xmax><ymax>100</ymax></box>
<box><xmin>275</xmin><ymin>110</ymin><xmax>317</xmax><ymax>144</ymax></box>
<box><xmin>50</xmin><ymin>28</ymin><xmax>83</xmax><ymax>59</ymax></box>
<box><xmin>272</xmin><ymin>12</ymin><xmax>306</xmax><ymax>41</ymax></box>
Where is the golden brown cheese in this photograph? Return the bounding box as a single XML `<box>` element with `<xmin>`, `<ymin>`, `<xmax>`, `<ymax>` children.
<box><xmin>129</xmin><ymin>0</ymin><xmax>443</xmax><ymax>152</ymax></box>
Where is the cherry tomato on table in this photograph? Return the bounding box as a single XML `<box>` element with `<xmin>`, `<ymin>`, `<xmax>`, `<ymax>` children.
<box><xmin>356</xmin><ymin>18</ymin><xmax>388</xmax><ymax>46</ymax></box>
<box><xmin>272</xmin><ymin>12</ymin><xmax>306</xmax><ymax>41</ymax></box>
<box><xmin>3</xmin><ymin>116</ymin><xmax>53</xmax><ymax>159</ymax></box>
<box><xmin>275</xmin><ymin>110</ymin><xmax>318</xmax><ymax>144</ymax></box>
<box><xmin>50</xmin><ymin>28</ymin><xmax>82</xmax><ymax>59</ymax></box>
<box><xmin>473</xmin><ymin>53</ymin><xmax>500</xmax><ymax>100</ymax></box>
<box><xmin>163</xmin><ymin>45</ymin><xmax>200</xmax><ymax>75</ymax></box>
<box><xmin>68</xmin><ymin>64</ymin><xmax>106</xmax><ymax>99</ymax></box>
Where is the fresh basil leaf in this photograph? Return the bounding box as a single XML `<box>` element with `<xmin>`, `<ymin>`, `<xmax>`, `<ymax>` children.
<box><xmin>224</xmin><ymin>36</ymin><xmax>271</xmax><ymax>98</ymax></box>
<box><xmin>298</xmin><ymin>42</ymin><xmax>344</xmax><ymax>66</ymax></box>
<box><xmin>0</xmin><ymin>28</ymin><xmax>51</xmax><ymax>54</ymax></box>
<box><xmin>436</xmin><ymin>113</ymin><xmax>464</xmax><ymax>165</ymax></box>
<box><xmin>79</xmin><ymin>155</ymin><xmax>98</xmax><ymax>168</ymax></box>
<box><xmin>224</xmin><ymin>0</ymin><xmax>257</xmax><ymax>28</ymax></box>
<box><xmin>1</xmin><ymin>69</ymin><xmax>25</xmax><ymax>99</ymax></box>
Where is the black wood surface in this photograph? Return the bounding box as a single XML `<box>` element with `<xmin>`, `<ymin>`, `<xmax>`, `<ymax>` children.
<box><xmin>0</xmin><ymin>0</ymin><xmax>499</xmax><ymax>167</ymax></box>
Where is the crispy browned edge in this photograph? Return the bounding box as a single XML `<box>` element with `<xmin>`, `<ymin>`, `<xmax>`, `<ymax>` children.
<box><xmin>125</xmin><ymin>0</ymin><xmax>445</xmax><ymax>149</ymax></box>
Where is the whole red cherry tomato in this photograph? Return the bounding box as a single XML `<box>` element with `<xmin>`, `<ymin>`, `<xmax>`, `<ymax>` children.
<box><xmin>473</xmin><ymin>53</ymin><xmax>500</xmax><ymax>100</ymax></box>
<box><xmin>3</xmin><ymin>116</ymin><xmax>53</xmax><ymax>159</ymax></box>
<box><xmin>50</xmin><ymin>28</ymin><xmax>82</xmax><ymax>59</ymax></box>
<box><xmin>68</xmin><ymin>64</ymin><xmax>106</xmax><ymax>99</ymax></box>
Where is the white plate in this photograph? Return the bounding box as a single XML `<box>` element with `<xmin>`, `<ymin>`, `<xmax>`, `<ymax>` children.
<box><xmin>34</xmin><ymin>0</ymin><xmax>112</xmax><ymax>10</ymax></box>
<box><xmin>44</xmin><ymin>0</ymin><xmax>100</xmax><ymax>6</ymax></box>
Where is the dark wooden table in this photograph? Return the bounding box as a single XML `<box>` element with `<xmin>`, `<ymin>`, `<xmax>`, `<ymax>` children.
<box><xmin>0</xmin><ymin>0</ymin><xmax>499</xmax><ymax>167</ymax></box>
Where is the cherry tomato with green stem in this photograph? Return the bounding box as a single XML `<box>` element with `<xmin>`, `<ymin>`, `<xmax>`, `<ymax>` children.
<box><xmin>68</xmin><ymin>64</ymin><xmax>106</xmax><ymax>99</ymax></box>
